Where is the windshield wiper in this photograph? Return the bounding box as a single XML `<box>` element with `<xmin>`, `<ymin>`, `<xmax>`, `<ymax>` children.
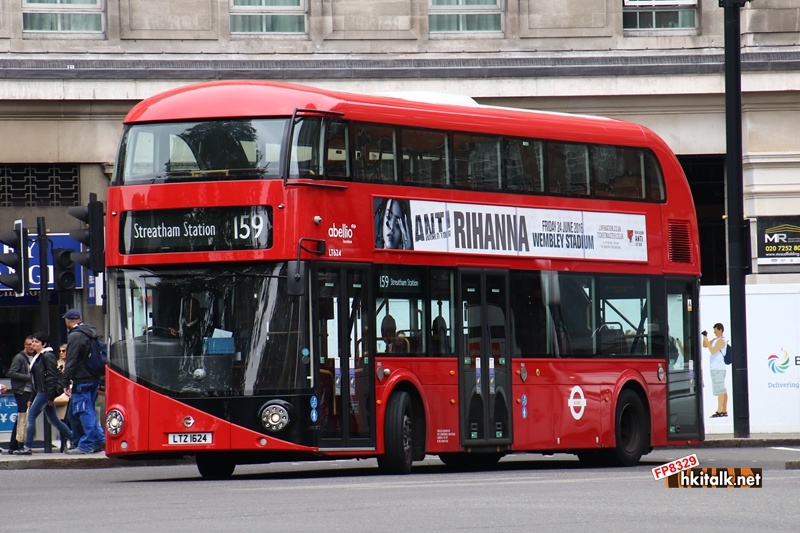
<box><xmin>164</xmin><ymin>167</ymin><xmax>269</xmax><ymax>181</ymax></box>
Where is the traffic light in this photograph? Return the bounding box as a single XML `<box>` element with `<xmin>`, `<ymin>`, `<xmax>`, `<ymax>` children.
<box><xmin>68</xmin><ymin>192</ymin><xmax>105</xmax><ymax>274</ymax></box>
<box><xmin>53</xmin><ymin>247</ymin><xmax>77</xmax><ymax>291</ymax></box>
<box><xmin>0</xmin><ymin>219</ymin><xmax>29</xmax><ymax>296</ymax></box>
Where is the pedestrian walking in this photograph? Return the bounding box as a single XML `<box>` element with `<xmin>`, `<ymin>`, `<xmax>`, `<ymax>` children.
<box><xmin>62</xmin><ymin>309</ymin><xmax>106</xmax><ymax>455</ymax></box>
<box><xmin>14</xmin><ymin>332</ymin><xmax>74</xmax><ymax>455</ymax></box>
<box><xmin>7</xmin><ymin>335</ymin><xmax>35</xmax><ymax>452</ymax></box>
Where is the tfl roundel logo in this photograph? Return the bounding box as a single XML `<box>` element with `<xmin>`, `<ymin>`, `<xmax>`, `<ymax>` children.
<box><xmin>767</xmin><ymin>350</ymin><xmax>791</xmax><ymax>374</ymax></box>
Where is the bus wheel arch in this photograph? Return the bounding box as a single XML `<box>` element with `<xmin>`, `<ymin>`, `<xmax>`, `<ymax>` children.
<box><xmin>378</xmin><ymin>385</ymin><xmax>426</xmax><ymax>474</ymax></box>
<box><xmin>196</xmin><ymin>453</ymin><xmax>236</xmax><ymax>479</ymax></box>
<box><xmin>612</xmin><ymin>385</ymin><xmax>650</xmax><ymax>466</ymax></box>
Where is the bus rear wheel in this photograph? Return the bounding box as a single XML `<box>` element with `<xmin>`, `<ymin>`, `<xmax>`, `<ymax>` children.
<box><xmin>378</xmin><ymin>391</ymin><xmax>414</xmax><ymax>475</ymax></box>
<box><xmin>196</xmin><ymin>454</ymin><xmax>236</xmax><ymax>479</ymax></box>
<box><xmin>612</xmin><ymin>389</ymin><xmax>649</xmax><ymax>466</ymax></box>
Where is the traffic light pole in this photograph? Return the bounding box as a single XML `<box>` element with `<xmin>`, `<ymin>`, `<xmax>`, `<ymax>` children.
<box><xmin>68</xmin><ymin>192</ymin><xmax>105</xmax><ymax>275</ymax></box>
<box><xmin>37</xmin><ymin>217</ymin><xmax>53</xmax><ymax>453</ymax></box>
<box><xmin>0</xmin><ymin>219</ymin><xmax>28</xmax><ymax>295</ymax></box>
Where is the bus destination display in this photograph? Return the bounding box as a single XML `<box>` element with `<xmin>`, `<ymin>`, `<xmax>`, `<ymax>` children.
<box><xmin>120</xmin><ymin>206</ymin><xmax>273</xmax><ymax>254</ymax></box>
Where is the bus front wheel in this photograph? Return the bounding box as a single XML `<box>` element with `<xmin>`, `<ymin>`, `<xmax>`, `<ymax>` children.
<box><xmin>196</xmin><ymin>454</ymin><xmax>236</xmax><ymax>479</ymax></box>
<box><xmin>612</xmin><ymin>389</ymin><xmax>649</xmax><ymax>466</ymax></box>
<box><xmin>378</xmin><ymin>391</ymin><xmax>414</xmax><ymax>474</ymax></box>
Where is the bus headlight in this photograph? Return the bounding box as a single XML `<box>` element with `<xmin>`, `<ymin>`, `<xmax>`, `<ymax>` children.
<box><xmin>106</xmin><ymin>409</ymin><xmax>125</xmax><ymax>436</ymax></box>
<box><xmin>260</xmin><ymin>401</ymin><xmax>291</xmax><ymax>433</ymax></box>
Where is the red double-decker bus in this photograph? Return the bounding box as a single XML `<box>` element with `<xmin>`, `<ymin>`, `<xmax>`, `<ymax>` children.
<box><xmin>103</xmin><ymin>80</ymin><xmax>703</xmax><ymax>478</ymax></box>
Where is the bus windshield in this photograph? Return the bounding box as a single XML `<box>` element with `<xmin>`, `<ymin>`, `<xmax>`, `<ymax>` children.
<box><xmin>107</xmin><ymin>264</ymin><xmax>308</xmax><ymax>396</ymax></box>
<box><xmin>117</xmin><ymin>119</ymin><xmax>287</xmax><ymax>184</ymax></box>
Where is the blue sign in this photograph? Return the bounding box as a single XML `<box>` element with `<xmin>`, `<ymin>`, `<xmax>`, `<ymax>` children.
<box><xmin>1</xmin><ymin>395</ymin><xmax>19</xmax><ymax>431</ymax></box>
<box><xmin>0</xmin><ymin>233</ymin><xmax>85</xmax><ymax>292</ymax></box>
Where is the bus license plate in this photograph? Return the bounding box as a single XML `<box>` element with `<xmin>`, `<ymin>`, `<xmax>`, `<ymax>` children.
<box><xmin>168</xmin><ymin>432</ymin><xmax>212</xmax><ymax>445</ymax></box>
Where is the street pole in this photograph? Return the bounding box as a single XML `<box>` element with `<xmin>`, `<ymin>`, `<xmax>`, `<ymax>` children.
<box><xmin>37</xmin><ymin>216</ymin><xmax>54</xmax><ymax>452</ymax></box>
<box><xmin>721</xmin><ymin>0</ymin><xmax>750</xmax><ymax>438</ymax></box>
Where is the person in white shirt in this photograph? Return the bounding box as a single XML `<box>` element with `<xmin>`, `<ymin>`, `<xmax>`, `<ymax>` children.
<box><xmin>702</xmin><ymin>322</ymin><xmax>728</xmax><ymax>418</ymax></box>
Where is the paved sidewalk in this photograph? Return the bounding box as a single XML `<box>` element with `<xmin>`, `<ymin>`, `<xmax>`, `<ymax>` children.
<box><xmin>697</xmin><ymin>432</ymin><xmax>800</xmax><ymax>448</ymax></box>
<box><xmin>701</xmin><ymin>433</ymin><xmax>800</xmax><ymax>470</ymax></box>
<box><xmin>2</xmin><ymin>434</ymin><xmax>799</xmax><ymax>470</ymax></box>
<box><xmin>0</xmin><ymin>448</ymin><xmax>192</xmax><ymax>470</ymax></box>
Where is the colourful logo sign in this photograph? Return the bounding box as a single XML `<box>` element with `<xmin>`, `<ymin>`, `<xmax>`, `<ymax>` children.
<box><xmin>767</xmin><ymin>350</ymin><xmax>791</xmax><ymax>374</ymax></box>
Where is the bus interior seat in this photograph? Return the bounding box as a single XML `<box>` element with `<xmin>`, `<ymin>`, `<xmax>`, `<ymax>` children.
<box><xmin>596</xmin><ymin>323</ymin><xmax>628</xmax><ymax>356</ymax></box>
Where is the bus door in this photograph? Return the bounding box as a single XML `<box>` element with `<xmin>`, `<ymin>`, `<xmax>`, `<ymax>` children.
<box><xmin>316</xmin><ymin>265</ymin><xmax>375</xmax><ymax>449</ymax></box>
<box><xmin>666</xmin><ymin>280</ymin><xmax>702</xmax><ymax>440</ymax></box>
<box><xmin>458</xmin><ymin>270</ymin><xmax>513</xmax><ymax>447</ymax></box>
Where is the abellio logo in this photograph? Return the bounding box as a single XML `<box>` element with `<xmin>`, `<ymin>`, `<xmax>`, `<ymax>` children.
<box><xmin>328</xmin><ymin>223</ymin><xmax>355</xmax><ymax>242</ymax></box>
<box><xmin>767</xmin><ymin>349</ymin><xmax>791</xmax><ymax>374</ymax></box>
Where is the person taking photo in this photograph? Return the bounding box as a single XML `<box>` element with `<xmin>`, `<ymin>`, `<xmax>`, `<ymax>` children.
<box><xmin>702</xmin><ymin>322</ymin><xmax>728</xmax><ymax>418</ymax></box>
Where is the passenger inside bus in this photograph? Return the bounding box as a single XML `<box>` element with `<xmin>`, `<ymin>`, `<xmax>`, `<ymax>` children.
<box><xmin>169</xmin><ymin>297</ymin><xmax>205</xmax><ymax>355</ymax></box>
<box><xmin>431</xmin><ymin>315</ymin><xmax>450</xmax><ymax>355</ymax></box>
<box><xmin>381</xmin><ymin>315</ymin><xmax>409</xmax><ymax>353</ymax></box>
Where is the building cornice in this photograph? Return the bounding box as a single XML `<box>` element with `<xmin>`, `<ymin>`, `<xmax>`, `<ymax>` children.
<box><xmin>1</xmin><ymin>49</ymin><xmax>799</xmax><ymax>81</ymax></box>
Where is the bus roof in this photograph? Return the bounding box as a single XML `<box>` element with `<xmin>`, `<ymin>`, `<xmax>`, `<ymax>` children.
<box><xmin>124</xmin><ymin>80</ymin><xmax>649</xmax><ymax>147</ymax></box>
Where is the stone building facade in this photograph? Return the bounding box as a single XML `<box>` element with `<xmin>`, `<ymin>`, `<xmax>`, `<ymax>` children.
<box><xmin>1</xmin><ymin>1</ymin><xmax>799</xmax><ymax>347</ymax></box>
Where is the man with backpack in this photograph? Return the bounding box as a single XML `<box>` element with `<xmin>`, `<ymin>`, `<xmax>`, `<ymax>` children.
<box><xmin>62</xmin><ymin>309</ymin><xmax>106</xmax><ymax>455</ymax></box>
<box><xmin>702</xmin><ymin>322</ymin><xmax>729</xmax><ymax>419</ymax></box>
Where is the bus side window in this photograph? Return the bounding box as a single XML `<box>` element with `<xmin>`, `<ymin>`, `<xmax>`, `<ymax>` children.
<box><xmin>591</xmin><ymin>145</ymin><xmax>621</xmax><ymax>198</ymax></box>
<box><xmin>353</xmin><ymin>124</ymin><xmax>396</xmax><ymax>183</ymax></box>
<box><xmin>400</xmin><ymin>128</ymin><xmax>449</xmax><ymax>187</ymax></box>
<box><xmin>428</xmin><ymin>270</ymin><xmax>455</xmax><ymax>357</ymax></box>
<box><xmin>564</xmin><ymin>143</ymin><xmax>590</xmax><ymax>196</ymax></box>
<box><xmin>548</xmin><ymin>142</ymin><xmax>589</xmax><ymax>197</ymax></box>
<box><xmin>509</xmin><ymin>271</ymin><xmax>548</xmax><ymax>357</ymax></box>
<box><xmin>611</xmin><ymin>148</ymin><xmax>646</xmax><ymax>200</ymax></box>
<box><xmin>644</xmin><ymin>151</ymin><xmax>666</xmax><ymax>201</ymax></box>
<box><xmin>324</xmin><ymin>121</ymin><xmax>350</xmax><ymax>179</ymax></box>
<box><xmin>558</xmin><ymin>274</ymin><xmax>594</xmax><ymax>356</ymax></box>
<box><xmin>505</xmin><ymin>139</ymin><xmax>544</xmax><ymax>194</ymax></box>
<box><xmin>453</xmin><ymin>134</ymin><xmax>501</xmax><ymax>191</ymax></box>
<box><xmin>547</xmin><ymin>142</ymin><xmax>567</xmax><ymax>194</ymax></box>
<box><xmin>291</xmin><ymin>117</ymin><xmax>323</xmax><ymax>178</ymax></box>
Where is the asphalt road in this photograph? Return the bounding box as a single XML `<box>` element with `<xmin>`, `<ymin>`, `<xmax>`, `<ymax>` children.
<box><xmin>3</xmin><ymin>446</ymin><xmax>799</xmax><ymax>533</ymax></box>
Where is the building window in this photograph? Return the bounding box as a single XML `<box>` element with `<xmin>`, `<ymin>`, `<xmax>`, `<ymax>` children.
<box><xmin>230</xmin><ymin>0</ymin><xmax>306</xmax><ymax>34</ymax></box>
<box><xmin>0</xmin><ymin>164</ymin><xmax>80</xmax><ymax>207</ymax></box>
<box><xmin>429</xmin><ymin>0</ymin><xmax>503</xmax><ymax>33</ymax></box>
<box><xmin>22</xmin><ymin>0</ymin><xmax>104</xmax><ymax>33</ymax></box>
<box><xmin>622</xmin><ymin>0</ymin><xmax>696</xmax><ymax>30</ymax></box>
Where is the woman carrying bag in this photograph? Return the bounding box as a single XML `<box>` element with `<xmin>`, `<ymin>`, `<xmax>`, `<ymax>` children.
<box><xmin>13</xmin><ymin>332</ymin><xmax>74</xmax><ymax>455</ymax></box>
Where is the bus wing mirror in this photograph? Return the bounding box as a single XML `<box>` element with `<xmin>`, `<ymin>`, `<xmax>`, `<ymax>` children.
<box><xmin>287</xmin><ymin>260</ymin><xmax>307</xmax><ymax>296</ymax></box>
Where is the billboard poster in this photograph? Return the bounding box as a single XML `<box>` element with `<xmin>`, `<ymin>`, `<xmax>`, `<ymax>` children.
<box><xmin>373</xmin><ymin>197</ymin><xmax>648</xmax><ymax>262</ymax></box>
<box><xmin>701</xmin><ymin>284</ymin><xmax>800</xmax><ymax>433</ymax></box>
<box><xmin>756</xmin><ymin>216</ymin><xmax>800</xmax><ymax>265</ymax></box>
